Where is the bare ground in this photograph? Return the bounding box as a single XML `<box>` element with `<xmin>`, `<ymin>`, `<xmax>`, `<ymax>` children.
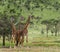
<box><xmin>0</xmin><ymin>46</ymin><xmax>60</xmax><ymax>52</ymax></box>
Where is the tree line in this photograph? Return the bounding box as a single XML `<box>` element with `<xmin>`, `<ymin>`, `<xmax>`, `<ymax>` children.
<box><xmin>41</xmin><ymin>18</ymin><xmax>60</xmax><ymax>36</ymax></box>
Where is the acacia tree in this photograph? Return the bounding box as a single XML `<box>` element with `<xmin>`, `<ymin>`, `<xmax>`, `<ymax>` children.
<box><xmin>0</xmin><ymin>15</ymin><xmax>11</xmax><ymax>46</ymax></box>
<box><xmin>47</xmin><ymin>19</ymin><xmax>59</xmax><ymax>36</ymax></box>
<box><xmin>41</xmin><ymin>20</ymin><xmax>51</xmax><ymax>36</ymax></box>
<box><xmin>53</xmin><ymin>20</ymin><xmax>59</xmax><ymax>36</ymax></box>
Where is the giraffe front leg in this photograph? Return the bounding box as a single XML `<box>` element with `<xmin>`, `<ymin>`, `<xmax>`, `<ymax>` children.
<box><xmin>10</xmin><ymin>36</ymin><xmax>14</xmax><ymax>48</ymax></box>
<box><xmin>18</xmin><ymin>36</ymin><xmax>21</xmax><ymax>47</ymax></box>
<box><xmin>21</xmin><ymin>36</ymin><xmax>24</xmax><ymax>47</ymax></box>
<box><xmin>26</xmin><ymin>34</ymin><xmax>28</xmax><ymax>43</ymax></box>
<box><xmin>10</xmin><ymin>38</ymin><xmax>12</xmax><ymax>48</ymax></box>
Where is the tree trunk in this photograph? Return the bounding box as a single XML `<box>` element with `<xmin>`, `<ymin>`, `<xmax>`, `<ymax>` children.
<box><xmin>3</xmin><ymin>34</ymin><xmax>5</xmax><ymax>46</ymax></box>
<box><xmin>55</xmin><ymin>30</ymin><xmax>57</xmax><ymax>36</ymax></box>
<box><xmin>55</xmin><ymin>25</ymin><xmax>57</xmax><ymax>36</ymax></box>
<box><xmin>46</xmin><ymin>28</ymin><xmax>48</xmax><ymax>37</ymax></box>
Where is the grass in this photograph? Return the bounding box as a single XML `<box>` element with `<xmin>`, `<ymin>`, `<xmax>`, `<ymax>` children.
<box><xmin>0</xmin><ymin>29</ymin><xmax>60</xmax><ymax>52</ymax></box>
<box><xmin>0</xmin><ymin>28</ymin><xmax>60</xmax><ymax>47</ymax></box>
<box><xmin>0</xmin><ymin>36</ymin><xmax>60</xmax><ymax>47</ymax></box>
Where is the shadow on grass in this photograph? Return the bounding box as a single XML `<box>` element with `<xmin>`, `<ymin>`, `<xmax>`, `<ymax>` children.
<box><xmin>0</xmin><ymin>41</ymin><xmax>60</xmax><ymax>48</ymax></box>
<box><xmin>54</xmin><ymin>41</ymin><xmax>60</xmax><ymax>43</ymax></box>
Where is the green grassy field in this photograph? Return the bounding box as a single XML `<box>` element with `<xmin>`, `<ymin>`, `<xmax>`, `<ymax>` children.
<box><xmin>0</xmin><ymin>30</ymin><xmax>60</xmax><ymax>52</ymax></box>
<box><xmin>0</xmin><ymin>28</ymin><xmax>60</xmax><ymax>47</ymax></box>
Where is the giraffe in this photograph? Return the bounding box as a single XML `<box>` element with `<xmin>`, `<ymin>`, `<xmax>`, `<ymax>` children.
<box><xmin>15</xmin><ymin>15</ymin><xmax>31</xmax><ymax>46</ymax></box>
<box><xmin>10</xmin><ymin>18</ymin><xmax>17</xmax><ymax>48</ymax></box>
<box><xmin>22</xmin><ymin>15</ymin><xmax>30</xmax><ymax>43</ymax></box>
<box><xmin>19</xmin><ymin>23</ymin><xmax>28</xmax><ymax>43</ymax></box>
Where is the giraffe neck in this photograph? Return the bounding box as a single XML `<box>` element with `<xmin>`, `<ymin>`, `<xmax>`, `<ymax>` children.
<box><xmin>11</xmin><ymin>22</ymin><xmax>16</xmax><ymax>33</ymax></box>
<box><xmin>23</xmin><ymin>16</ymin><xmax>30</xmax><ymax>31</ymax></box>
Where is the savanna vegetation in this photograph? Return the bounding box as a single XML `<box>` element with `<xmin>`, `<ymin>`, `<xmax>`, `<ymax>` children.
<box><xmin>0</xmin><ymin>0</ymin><xmax>60</xmax><ymax>49</ymax></box>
